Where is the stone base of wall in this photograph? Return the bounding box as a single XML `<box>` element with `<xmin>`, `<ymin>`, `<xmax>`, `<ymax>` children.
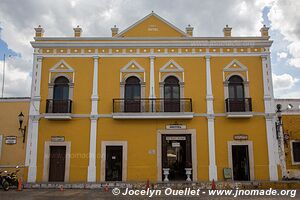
<box><xmin>23</xmin><ymin>181</ymin><xmax>300</xmax><ymax>190</ymax></box>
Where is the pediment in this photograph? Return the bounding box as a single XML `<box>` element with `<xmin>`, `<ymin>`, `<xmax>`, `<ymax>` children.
<box><xmin>50</xmin><ymin>60</ymin><xmax>74</xmax><ymax>72</ymax></box>
<box><xmin>115</xmin><ymin>12</ymin><xmax>188</xmax><ymax>38</ymax></box>
<box><xmin>224</xmin><ymin>59</ymin><xmax>248</xmax><ymax>72</ymax></box>
<box><xmin>121</xmin><ymin>60</ymin><xmax>144</xmax><ymax>72</ymax></box>
<box><xmin>160</xmin><ymin>60</ymin><xmax>184</xmax><ymax>72</ymax></box>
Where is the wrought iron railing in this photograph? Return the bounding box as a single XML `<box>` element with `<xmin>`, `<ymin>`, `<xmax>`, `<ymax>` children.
<box><xmin>225</xmin><ymin>98</ymin><xmax>252</xmax><ymax>112</ymax></box>
<box><xmin>113</xmin><ymin>98</ymin><xmax>192</xmax><ymax>113</ymax></box>
<box><xmin>46</xmin><ymin>99</ymin><xmax>72</xmax><ymax>113</ymax></box>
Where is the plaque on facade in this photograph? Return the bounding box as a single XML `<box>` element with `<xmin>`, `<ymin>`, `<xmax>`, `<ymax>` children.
<box><xmin>5</xmin><ymin>136</ymin><xmax>17</xmax><ymax>144</ymax></box>
<box><xmin>166</xmin><ymin>124</ymin><xmax>187</xmax><ymax>130</ymax></box>
<box><xmin>233</xmin><ymin>134</ymin><xmax>248</xmax><ymax>140</ymax></box>
<box><xmin>166</xmin><ymin>136</ymin><xmax>186</xmax><ymax>141</ymax></box>
<box><xmin>51</xmin><ymin>136</ymin><xmax>65</xmax><ymax>142</ymax></box>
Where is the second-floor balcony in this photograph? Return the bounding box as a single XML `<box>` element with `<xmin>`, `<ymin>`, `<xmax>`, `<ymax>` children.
<box><xmin>112</xmin><ymin>98</ymin><xmax>193</xmax><ymax>119</ymax></box>
<box><xmin>45</xmin><ymin>99</ymin><xmax>72</xmax><ymax>120</ymax></box>
<box><xmin>225</xmin><ymin>98</ymin><xmax>253</xmax><ymax>118</ymax></box>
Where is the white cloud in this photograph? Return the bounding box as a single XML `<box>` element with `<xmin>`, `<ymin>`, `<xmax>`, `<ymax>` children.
<box><xmin>272</xmin><ymin>73</ymin><xmax>298</xmax><ymax>91</ymax></box>
<box><xmin>0</xmin><ymin>0</ymin><xmax>298</xmax><ymax>97</ymax></box>
<box><xmin>0</xmin><ymin>58</ymin><xmax>31</xmax><ymax>97</ymax></box>
<box><xmin>277</xmin><ymin>52</ymin><xmax>288</xmax><ymax>59</ymax></box>
<box><xmin>269</xmin><ymin>0</ymin><xmax>300</xmax><ymax>68</ymax></box>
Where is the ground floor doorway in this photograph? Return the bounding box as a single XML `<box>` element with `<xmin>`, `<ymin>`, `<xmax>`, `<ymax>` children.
<box><xmin>49</xmin><ymin>146</ymin><xmax>66</xmax><ymax>182</ymax></box>
<box><xmin>105</xmin><ymin>146</ymin><xmax>123</xmax><ymax>181</ymax></box>
<box><xmin>162</xmin><ymin>134</ymin><xmax>192</xmax><ymax>181</ymax></box>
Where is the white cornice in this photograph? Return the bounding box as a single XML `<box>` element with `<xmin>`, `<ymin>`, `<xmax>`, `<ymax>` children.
<box><xmin>34</xmin><ymin>36</ymin><xmax>269</xmax><ymax>41</ymax></box>
<box><xmin>35</xmin><ymin>53</ymin><xmax>268</xmax><ymax>58</ymax></box>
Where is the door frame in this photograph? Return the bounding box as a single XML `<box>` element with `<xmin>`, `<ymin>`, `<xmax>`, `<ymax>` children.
<box><xmin>227</xmin><ymin>141</ymin><xmax>254</xmax><ymax>181</ymax></box>
<box><xmin>100</xmin><ymin>141</ymin><xmax>127</xmax><ymax>181</ymax></box>
<box><xmin>43</xmin><ymin>141</ymin><xmax>71</xmax><ymax>182</ymax></box>
<box><xmin>157</xmin><ymin>129</ymin><xmax>197</xmax><ymax>181</ymax></box>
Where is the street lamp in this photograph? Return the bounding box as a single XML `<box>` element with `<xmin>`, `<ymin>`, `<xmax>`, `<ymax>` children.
<box><xmin>275</xmin><ymin>104</ymin><xmax>282</xmax><ymax>140</ymax></box>
<box><xmin>18</xmin><ymin>112</ymin><xmax>26</xmax><ymax>143</ymax></box>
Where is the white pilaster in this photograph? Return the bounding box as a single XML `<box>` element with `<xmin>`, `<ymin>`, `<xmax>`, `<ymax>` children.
<box><xmin>262</xmin><ymin>54</ymin><xmax>278</xmax><ymax>181</ymax></box>
<box><xmin>205</xmin><ymin>55</ymin><xmax>217</xmax><ymax>181</ymax></box>
<box><xmin>26</xmin><ymin>55</ymin><xmax>42</xmax><ymax>183</ymax></box>
<box><xmin>87</xmin><ymin>56</ymin><xmax>99</xmax><ymax>182</ymax></box>
<box><xmin>149</xmin><ymin>56</ymin><xmax>156</xmax><ymax>98</ymax></box>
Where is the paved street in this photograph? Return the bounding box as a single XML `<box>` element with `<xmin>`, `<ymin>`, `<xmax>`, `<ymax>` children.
<box><xmin>0</xmin><ymin>189</ymin><xmax>299</xmax><ymax>200</ymax></box>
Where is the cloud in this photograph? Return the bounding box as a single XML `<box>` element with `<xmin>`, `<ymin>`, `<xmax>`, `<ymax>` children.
<box><xmin>269</xmin><ymin>0</ymin><xmax>300</xmax><ymax>68</ymax></box>
<box><xmin>277</xmin><ymin>52</ymin><xmax>287</xmax><ymax>59</ymax></box>
<box><xmin>272</xmin><ymin>73</ymin><xmax>298</xmax><ymax>91</ymax></box>
<box><xmin>0</xmin><ymin>57</ymin><xmax>31</xmax><ymax>97</ymax></box>
<box><xmin>0</xmin><ymin>0</ymin><xmax>297</xmax><ymax>98</ymax></box>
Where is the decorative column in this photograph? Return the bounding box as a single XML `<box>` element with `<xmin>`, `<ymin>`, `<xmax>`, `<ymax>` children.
<box><xmin>205</xmin><ymin>55</ymin><xmax>218</xmax><ymax>181</ymax></box>
<box><xmin>261</xmin><ymin>54</ymin><xmax>278</xmax><ymax>181</ymax></box>
<box><xmin>26</xmin><ymin>54</ymin><xmax>42</xmax><ymax>183</ymax></box>
<box><xmin>149</xmin><ymin>56</ymin><xmax>156</xmax><ymax>98</ymax></box>
<box><xmin>149</xmin><ymin>56</ymin><xmax>156</xmax><ymax>111</ymax></box>
<box><xmin>87</xmin><ymin>56</ymin><xmax>99</xmax><ymax>182</ymax></box>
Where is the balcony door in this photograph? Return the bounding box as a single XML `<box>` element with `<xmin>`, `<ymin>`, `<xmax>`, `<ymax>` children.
<box><xmin>164</xmin><ymin>76</ymin><xmax>180</xmax><ymax>112</ymax></box>
<box><xmin>53</xmin><ymin>76</ymin><xmax>70</xmax><ymax>113</ymax></box>
<box><xmin>228</xmin><ymin>75</ymin><xmax>245</xmax><ymax>112</ymax></box>
<box><xmin>124</xmin><ymin>76</ymin><xmax>141</xmax><ymax>112</ymax></box>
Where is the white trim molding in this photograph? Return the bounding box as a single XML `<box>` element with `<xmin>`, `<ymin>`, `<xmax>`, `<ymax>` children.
<box><xmin>205</xmin><ymin>55</ymin><xmax>218</xmax><ymax>181</ymax></box>
<box><xmin>42</xmin><ymin>141</ymin><xmax>71</xmax><ymax>182</ymax></box>
<box><xmin>261</xmin><ymin>54</ymin><xmax>278</xmax><ymax>181</ymax></box>
<box><xmin>100</xmin><ymin>141</ymin><xmax>128</xmax><ymax>181</ymax></box>
<box><xmin>228</xmin><ymin>140</ymin><xmax>255</xmax><ymax>181</ymax></box>
<box><xmin>87</xmin><ymin>56</ymin><xmax>99</xmax><ymax>182</ymax></box>
<box><xmin>156</xmin><ymin>129</ymin><xmax>197</xmax><ymax>181</ymax></box>
<box><xmin>26</xmin><ymin>55</ymin><xmax>42</xmax><ymax>183</ymax></box>
<box><xmin>149</xmin><ymin>56</ymin><xmax>156</xmax><ymax>98</ymax></box>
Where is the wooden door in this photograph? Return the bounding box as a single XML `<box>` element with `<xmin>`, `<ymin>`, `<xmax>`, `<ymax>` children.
<box><xmin>49</xmin><ymin>146</ymin><xmax>66</xmax><ymax>182</ymax></box>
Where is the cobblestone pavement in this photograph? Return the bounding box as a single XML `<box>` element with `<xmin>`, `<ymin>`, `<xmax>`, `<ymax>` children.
<box><xmin>0</xmin><ymin>189</ymin><xmax>299</xmax><ymax>200</ymax></box>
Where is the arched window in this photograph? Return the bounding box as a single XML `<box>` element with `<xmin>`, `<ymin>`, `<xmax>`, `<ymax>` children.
<box><xmin>124</xmin><ymin>76</ymin><xmax>141</xmax><ymax>112</ymax></box>
<box><xmin>228</xmin><ymin>75</ymin><xmax>244</xmax><ymax>99</ymax></box>
<box><xmin>52</xmin><ymin>76</ymin><xmax>70</xmax><ymax>113</ymax></box>
<box><xmin>227</xmin><ymin>75</ymin><xmax>246</xmax><ymax>112</ymax></box>
<box><xmin>164</xmin><ymin>76</ymin><xmax>180</xmax><ymax>112</ymax></box>
<box><xmin>53</xmin><ymin>76</ymin><xmax>70</xmax><ymax>100</ymax></box>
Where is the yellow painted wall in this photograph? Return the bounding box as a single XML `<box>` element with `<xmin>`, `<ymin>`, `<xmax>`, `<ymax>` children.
<box><xmin>282</xmin><ymin>115</ymin><xmax>300</xmax><ymax>170</ymax></box>
<box><xmin>0</xmin><ymin>99</ymin><xmax>30</xmax><ymax>179</ymax></box>
<box><xmin>36</xmin><ymin>54</ymin><xmax>274</xmax><ymax>182</ymax></box>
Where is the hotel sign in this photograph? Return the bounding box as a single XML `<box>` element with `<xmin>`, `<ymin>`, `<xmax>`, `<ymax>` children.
<box><xmin>233</xmin><ymin>134</ymin><xmax>248</xmax><ymax>140</ymax></box>
<box><xmin>51</xmin><ymin>136</ymin><xmax>65</xmax><ymax>142</ymax></box>
<box><xmin>166</xmin><ymin>124</ymin><xmax>186</xmax><ymax>130</ymax></box>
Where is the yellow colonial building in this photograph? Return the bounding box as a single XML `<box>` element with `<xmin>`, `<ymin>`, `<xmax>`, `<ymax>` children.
<box><xmin>274</xmin><ymin>99</ymin><xmax>300</xmax><ymax>180</ymax></box>
<box><xmin>25</xmin><ymin>12</ymin><xmax>280</xmax><ymax>183</ymax></box>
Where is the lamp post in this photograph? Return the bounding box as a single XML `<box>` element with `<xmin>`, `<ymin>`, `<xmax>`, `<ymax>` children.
<box><xmin>18</xmin><ymin>112</ymin><xmax>27</xmax><ymax>143</ymax></box>
<box><xmin>275</xmin><ymin>104</ymin><xmax>287</xmax><ymax>179</ymax></box>
<box><xmin>1</xmin><ymin>54</ymin><xmax>11</xmax><ymax>97</ymax></box>
<box><xmin>275</xmin><ymin>104</ymin><xmax>282</xmax><ymax>139</ymax></box>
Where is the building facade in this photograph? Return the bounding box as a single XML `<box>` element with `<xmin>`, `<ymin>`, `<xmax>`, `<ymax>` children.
<box><xmin>0</xmin><ymin>97</ymin><xmax>30</xmax><ymax>179</ymax></box>
<box><xmin>25</xmin><ymin>12</ymin><xmax>280</xmax><ymax>183</ymax></box>
<box><xmin>275</xmin><ymin>99</ymin><xmax>300</xmax><ymax>180</ymax></box>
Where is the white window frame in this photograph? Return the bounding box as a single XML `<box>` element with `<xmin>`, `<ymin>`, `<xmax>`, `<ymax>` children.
<box><xmin>290</xmin><ymin>140</ymin><xmax>300</xmax><ymax>165</ymax></box>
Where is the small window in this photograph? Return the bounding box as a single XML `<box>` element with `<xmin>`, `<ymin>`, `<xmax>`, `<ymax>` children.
<box><xmin>292</xmin><ymin>141</ymin><xmax>300</xmax><ymax>164</ymax></box>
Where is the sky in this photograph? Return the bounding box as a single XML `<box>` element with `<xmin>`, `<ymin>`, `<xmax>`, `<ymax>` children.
<box><xmin>0</xmin><ymin>0</ymin><xmax>299</xmax><ymax>98</ymax></box>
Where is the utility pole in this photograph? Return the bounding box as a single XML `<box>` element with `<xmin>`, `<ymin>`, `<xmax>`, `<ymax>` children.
<box><xmin>1</xmin><ymin>54</ymin><xmax>5</xmax><ymax>98</ymax></box>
